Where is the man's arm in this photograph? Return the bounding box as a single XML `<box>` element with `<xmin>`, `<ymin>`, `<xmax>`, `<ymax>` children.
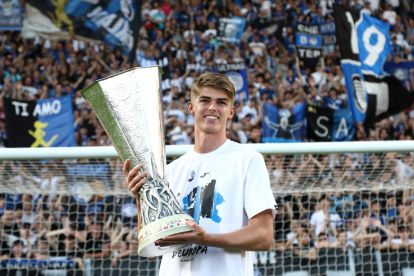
<box><xmin>84</xmin><ymin>241</ymin><xmax>111</xmax><ymax>259</ymax></box>
<box><xmin>157</xmin><ymin>209</ymin><xmax>274</xmax><ymax>251</ymax></box>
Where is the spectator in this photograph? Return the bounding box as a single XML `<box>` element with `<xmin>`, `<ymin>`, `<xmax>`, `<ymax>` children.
<box><xmin>292</xmin><ymin>227</ymin><xmax>317</xmax><ymax>260</ymax></box>
<box><xmin>83</xmin><ymin>219</ymin><xmax>111</xmax><ymax>260</ymax></box>
<box><xmin>389</xmin><ymin>225</ymin><xmax>414</xmax><ymax>250</ymax></box>
<box><xmin>309</xmin><ymin>195</ymin><xmax>342</xmax><ymax>238</ymax></box>
<box><xmin>63</xmin><ymin>234</ymin><xmax>85</xmax><ymax>274</ymax></box>
<box><xmin>30</xmin><ymin>236</ymin><xmax>49</xmax><ymax>260</ymax></box>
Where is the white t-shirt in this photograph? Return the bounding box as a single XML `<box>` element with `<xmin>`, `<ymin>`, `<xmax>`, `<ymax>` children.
<box><xmin>159</xmin><ymin>140</ymin><xmax>276</xmax><ymax>276</ymax></box>
<box><xmin>310</xmin><ymin>210</ymin><xmax>342</xmax><ymax>236</ymax></box>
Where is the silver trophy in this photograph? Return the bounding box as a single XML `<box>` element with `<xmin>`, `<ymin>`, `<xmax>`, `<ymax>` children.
<box><xmin>81</xmin><ymin>66</ymin><xmax>194</xmax><ymax>257</ymax></box>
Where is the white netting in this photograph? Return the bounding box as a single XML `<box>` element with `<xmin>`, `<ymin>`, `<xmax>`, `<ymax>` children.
<box><xmin>0</xmin><ymin>151</ymin><xmax>414</xmax><ymax>275</ymax></box>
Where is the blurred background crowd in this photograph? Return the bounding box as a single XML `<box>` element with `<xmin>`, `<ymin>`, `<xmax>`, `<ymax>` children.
<box><xmin>0</xmin><ymin>0</ymin><xmax>414</xmax><ymax>275</ymax></box>
<box><xmin>0</xmin><ymin>0</ymin><xmax>413</xmax><ymax>148</ymax></box>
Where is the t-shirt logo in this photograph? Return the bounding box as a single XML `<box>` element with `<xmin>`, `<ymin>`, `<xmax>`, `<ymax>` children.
<box><xmin>182</xmin><ymin>177</ymin><xmax>224</xmax><ymax>223</ymax></box>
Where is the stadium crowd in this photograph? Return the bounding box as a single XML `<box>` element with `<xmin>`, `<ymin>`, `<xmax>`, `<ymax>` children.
<box><xmin>0</xmin><ymin>0</ymin><xmax>414</xmax><ymax>275</ymax></box>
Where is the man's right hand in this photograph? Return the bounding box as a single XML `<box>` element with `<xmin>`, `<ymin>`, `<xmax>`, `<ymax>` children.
<box><xmin>123</xmin><ymin>159</ymin><xmax>149</xmax><ymax>199</ymax></box>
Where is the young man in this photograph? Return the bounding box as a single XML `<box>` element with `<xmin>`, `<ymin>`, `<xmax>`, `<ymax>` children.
<box><xmin>124</xmin><ymin>72</ymin><xmax>276</xmax><ymax>275</ymax></box>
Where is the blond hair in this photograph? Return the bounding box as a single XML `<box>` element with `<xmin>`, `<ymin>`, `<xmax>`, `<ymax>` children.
<box><xmin>191</xmin><ymin>72</ymin><xmax>235</xmax><ymax>104</ymax></box>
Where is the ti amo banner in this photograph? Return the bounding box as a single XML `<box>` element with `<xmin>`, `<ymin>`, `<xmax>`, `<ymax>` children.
<box><xmin>4</xmin><ymin>95</ymin><xmax>75</xmax><ymax>147</ymax></box>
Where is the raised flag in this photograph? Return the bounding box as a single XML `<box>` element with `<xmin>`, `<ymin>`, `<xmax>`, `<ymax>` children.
<box><xmin>307</xmin><ymin>105</ymin><xmax>355</xmax><ymax>141</ymax></box>
<box><xmin>0</xmin><ymin>0</ymin><xmax>22</xmax><ymax>30</ymax></box>
<box><xmin>334</xmin><ymin>4</ymin><xmax>414</xmax><ymax>127</ymax></box>
<box><xmin>295</xmin><ymin>22</ymin><xmax>322</xmax><ymax>69</ymax></box>
<box><xmin>333</xmin><ymin>3</ymin><xmax>367</xmax><ymax>124</ymax></box>
<box><xmin>217</xmin><ymin>17</ymin><xmax>246</xmax><ymax>44</ymax></box>
<box><xmin>357</xmin><ymin>13</ymin><xmax>391</xmax><ymax>76</ymax></box>
<box><xmin>216</xmin><ymin>62</ymin><xmax>249</xmax><ymax>103</ymax></box>
<box><xmin>262</xmin><ymin>102</ymin><xmax>306</xmax><ymax>142</ymax></box>
<box><xmin>4</xmin><ymin>95</ymin><xmax>75</xmax><ymax>147</ymax></box>
<box><xmin>22</xmin><ymin>0</ymin><xmax>141</xmax><ymax>56</ymax></box>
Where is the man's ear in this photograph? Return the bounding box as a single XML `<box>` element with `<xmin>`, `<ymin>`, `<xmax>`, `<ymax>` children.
<box><xmin>188</xmin><ymin>102</ymin><xmax>194</xmax><ymax>114</ymax></box>
<box><xmin>228</xmin><ymin>106</ymin><xmax>236</xmax><ymax>119</ymax></box>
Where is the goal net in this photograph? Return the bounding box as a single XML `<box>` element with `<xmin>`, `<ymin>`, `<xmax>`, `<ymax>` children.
<box><xmin>0</xmin><ymin>143</ymin><xmax>413</xmax><ymax>276</ymax></box>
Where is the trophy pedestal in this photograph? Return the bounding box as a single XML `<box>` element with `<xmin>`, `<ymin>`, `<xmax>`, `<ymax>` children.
<box><xmin>138</xmin><ymin>214</ymin><xmax>194</xmax><ymax>257</ymax></box>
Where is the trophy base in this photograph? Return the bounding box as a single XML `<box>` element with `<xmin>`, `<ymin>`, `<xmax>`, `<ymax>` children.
<box><xmin>138</xmin><ymin>214</ymin><xmax>194</xmax><ymax>257</ymax></box>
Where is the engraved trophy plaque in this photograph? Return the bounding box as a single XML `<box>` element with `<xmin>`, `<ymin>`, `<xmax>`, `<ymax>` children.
<box><xmin>81</xmin><ymin>66</ymin><xmax>194</xmax><ymax>257</ymax></box>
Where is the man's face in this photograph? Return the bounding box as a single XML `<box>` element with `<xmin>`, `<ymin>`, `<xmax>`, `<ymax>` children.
<box><xmin>12</xmin><ymin>243</ymin><xmax>23</xmax><ymax>256</ymax></box>
<box><xmin>2</xmin><ymin>209</ymin><xmax>13</xmax><ymax>225</ymax></box>
<box><xmin>189</xmin><ymin>87</ymin><xmax>234</xmax><ymax>135</ymax></box>
<box><xmin>251</xmin><ymin>128</ymin><xmax>261</xmax><ymax>139</ymax></box>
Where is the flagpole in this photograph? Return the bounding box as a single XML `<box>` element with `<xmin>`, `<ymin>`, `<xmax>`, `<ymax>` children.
<box><xmin>128</xmin><ymin>0</ymin><xmax>142</xmax><ymax>66</ymax></box>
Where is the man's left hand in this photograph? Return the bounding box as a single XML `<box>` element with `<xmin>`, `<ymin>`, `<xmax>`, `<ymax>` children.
<box><xmin>155</xmin><ymin>221</ymin><xmax>206</xmax><ymax>246</ymax></box>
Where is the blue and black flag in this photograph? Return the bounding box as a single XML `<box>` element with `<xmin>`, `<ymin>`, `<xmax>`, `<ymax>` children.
<box><xmin>24</xmin><ymin>0</ymin><xmax>141</xmax><ymax>56</ymax></box>
<box><xmin>307</xmin><ymin>105</ymin><xmax>355</xmax><ymax>142</ymax></box>
<box><xmin>333</xmin><ymin>3</ymin><xmax>367</xmax><ymax>124</ymax></box>
<box><xmin>4</xmin><ymin>95</ymin><xmax>75</xmax><ymax>147</ymax></box>
<box><xmin>295</xmin><ymin>22</ymin><xmax>322</xmax><ymax>69</ymax></box>
<box><xmin>334</xmin><ymin>4</ymin><xmax>414</xmax><ymax>128</ymax></box>
<box><xmin>262</xmin><ymin>102</ymin><xmax>306</xmax><ymax>142</ymax></box>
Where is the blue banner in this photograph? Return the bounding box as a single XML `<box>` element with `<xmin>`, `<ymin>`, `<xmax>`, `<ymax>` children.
<box><xmin>216</xmin><ymin>62</ymin><xmax>249</xmax><ymax>103</ymax></box>
<box><xmin>295</xmin><ymin>23</ymin><xmax>322</xmax><ymax>59</ymax></box>
<box><xmin>262</xmin><ymin>102</ymin><xmax>306</xmax><ymax>142</ymax></box>
<box><xmin>0</xmin><ymin>0</ymin><xmax>22</xmax><ymax>30</ymax></box>
<box><xmin>333</xmin><ymin>108</ymin><xmax>355</xmax><ymax>140</ymax></box>
<box><xmin>217</xmin><ymin>17</ymin><xmax>246</xmax><ymax>43</ymax></box>
<box><xmin>295</xmin><ymin>23</ymin><xmax>322</xmax><ymax>69</ymax></box>
<box><xmin>307</xmin><ymin>105</ymin><xmax>355</xmax><ymax>141</ymax></box>
<box><xmin>295</xmin><ymin>33</ymin><xmax>322</xmax><ymax>48</ymax></box>
<box><xmin>357</xmin><ymin>13</ymin><xmax>391</xmax><ymax>76</ymax></box>
<box><xmin>0</xmin><ymin>259</ymin><xmax>75</xmax><ymax>269</ymax></box>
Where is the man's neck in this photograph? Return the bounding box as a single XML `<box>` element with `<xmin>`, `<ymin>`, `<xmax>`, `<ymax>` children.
<box><xmin>194</xmin><ymin>132</ymin><xmax>227</xmax><ymax>153</ymax></box>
